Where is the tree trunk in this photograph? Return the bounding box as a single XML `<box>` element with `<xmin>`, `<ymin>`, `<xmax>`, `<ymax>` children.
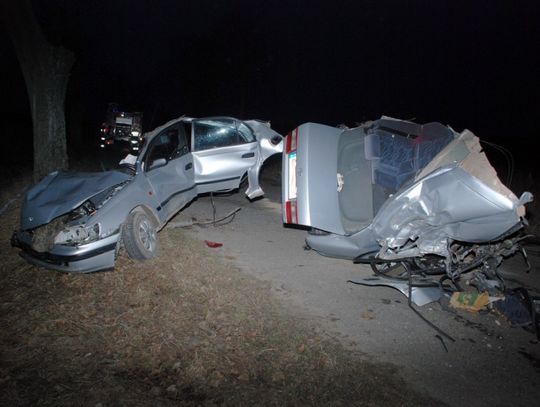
<box><xmin>1</xmin><ymin>0</ymin><xmax>75</xmax><ymax>182</ymax></box>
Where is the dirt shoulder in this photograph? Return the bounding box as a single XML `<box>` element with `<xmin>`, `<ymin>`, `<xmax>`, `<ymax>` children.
<box><xmin>0</xmin><ymin>179</ymin><xmax>441</xmax><ymax>406</ymax></box>
<box><xmin>175</xmin><ymin>161</ymin><xmax>540</xmax><ymax>407</ymax></box>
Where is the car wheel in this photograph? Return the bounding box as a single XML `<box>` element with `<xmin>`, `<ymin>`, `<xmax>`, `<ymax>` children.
<box><xmin>123</xmin><ymin>211</ymin><xmax>158</xmax><ymax>260</ymax></box>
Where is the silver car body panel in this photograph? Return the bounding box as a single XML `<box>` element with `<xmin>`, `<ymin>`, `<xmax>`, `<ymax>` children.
<box><xmin>13</xmin><ymin>115</ymin><xmax>282</xmax><ymax>273</ymax></box>
<box><xmin>306</xmin><ymin>227</ymin><xmax>379</xmax><ymax>260</ymax></box>
<box><xmin>283</xmin><ymin>117</ymin><xmax>532</xmax><ymax>260</ymax></box>
<box><xmin>372</xmin><ymin>165</ymin><xmax>529</xmax><ymax>259</ymax></box>
<box><xmin>187</xmin><ymin>117</ymin><xmax>282</xmax><ymax>199</ymax></box>
<box><xmin>349</xmin><ymin>276</ymin><xmax>442</xmax><ymax>306</ymax></box>
<box><xmin>244</xmin><ymin>120</ymin><xmax>285</xmax><ymax>199</ymax></box>
<box><xmin>283</xmin><ymin>122</ymin><xmax>344</xmax><ymax>233</ymax></box>
<box><xmin>372</xmin><ymin>130</ymin><xmax>532</xmax><ymax>259</ymax></box>
<box><xmin>192</xmin><ymin>142</ymin><xmax>258</xmax><ymax>194</ymax></box>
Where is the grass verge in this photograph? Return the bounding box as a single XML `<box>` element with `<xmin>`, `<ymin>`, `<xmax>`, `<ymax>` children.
<box><xmin>1</xmin><ymin>174</ymin><xmax>442</xmax><ymax>407</ymax></box>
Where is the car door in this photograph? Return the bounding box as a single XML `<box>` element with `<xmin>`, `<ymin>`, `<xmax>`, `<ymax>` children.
<box><xmin>191</xmin><ymin>118</ymin><xmax>258</xmax><ymax>194</ymax></box>
<box><xmin>144</xmin><ymin>123</ymin><xmax>196</xmax><ymax>221</ymax></box>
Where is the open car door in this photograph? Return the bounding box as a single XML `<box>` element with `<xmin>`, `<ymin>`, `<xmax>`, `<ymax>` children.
<box><xmin>191</xmin><ymin>118</ymin><xmax>259</xmax><ymax>194</ymax></box>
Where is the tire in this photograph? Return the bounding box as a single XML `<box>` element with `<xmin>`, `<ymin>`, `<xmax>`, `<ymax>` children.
<box><xmin>123</xmin><ymin>211</ymin><xmax>158</xmax><ymax>260</ymax></box>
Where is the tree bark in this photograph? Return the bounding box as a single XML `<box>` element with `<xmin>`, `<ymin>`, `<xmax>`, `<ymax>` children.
<box><xmin>1</xmin><ymin>0</ymin><xmax>75</xmax><ymax>182</ymax></box>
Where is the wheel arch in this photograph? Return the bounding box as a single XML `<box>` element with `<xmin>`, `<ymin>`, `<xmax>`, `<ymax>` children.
<box><xmin>129</xmin><ymin>205</ymin><xmax>161</xmax><ymax>229</ymax></box>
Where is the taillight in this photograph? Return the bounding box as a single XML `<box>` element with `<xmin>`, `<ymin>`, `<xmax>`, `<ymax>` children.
<box><xmin>285</xmin><ymin>128</ymin><xmax>298</xmax><ymax>154</ymax></box>
<box><xmin>285</xmin><ymin>200</ymin><xmax>298</xmax><ymax>224</ymax></box>
<box><xmin>284</xmin><ymin>128</ymin><xmax>299</xmax><ymax>224</ymax></box>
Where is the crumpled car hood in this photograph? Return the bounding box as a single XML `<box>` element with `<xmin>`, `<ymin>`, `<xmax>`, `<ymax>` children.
<box><xmin>21</xmin><ymin>170</ymin><xmax>132</xmax><ymax>230</ymax></box>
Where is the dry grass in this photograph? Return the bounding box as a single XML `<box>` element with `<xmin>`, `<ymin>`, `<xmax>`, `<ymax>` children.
<box><xmin>0</xmin><ymin>176</ymin><xmax>441</xmax><ymax>406</ymax></box>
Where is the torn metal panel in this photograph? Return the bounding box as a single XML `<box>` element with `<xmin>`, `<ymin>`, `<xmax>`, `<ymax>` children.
<box><xmin>245</xmin><ymin>119</ymin><xmax>284</xmax><ymax>162</ymax></box>
<box><xmin>349</xmin><ymin>276</ymin><xmax>442</xmax><ymax>306</ymax></box>
<box><xmin>245</xmin><ymin>119</ymin><xmax>283</xmax><ymax>199</ymax></box>
<box><xmin>416</xmin><ymin>130</ymin><xmax>526</xmax><ymax>214</ymax></box>
<box><xmin>372</xmin><ymin>165</ymin><xmax>525</xmax><ymax>258</ymax></box>
<box><xmin>372</xmin><ymin>130</ymin><xmax>532</xmax><ymax>260</ymax></box>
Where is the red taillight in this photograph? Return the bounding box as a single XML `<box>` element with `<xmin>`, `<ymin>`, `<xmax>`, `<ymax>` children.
<box><xmin>285</xmin><ymin>128</ymin><xmax>298</xmax><ymax>154</ymax></box>
<box><xmin>285</xmin><ymin>128</ymin><xmax>299</xmax><ymax>224</ymax></box>
<box><xmin>285</xmin><ymin>200</ymin><xmax>298</xmax><ymax>224</ymax></box>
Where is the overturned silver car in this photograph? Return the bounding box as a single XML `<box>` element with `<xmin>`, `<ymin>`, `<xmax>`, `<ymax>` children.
<box><xmin>12</xmin><ymin>116</ymin><xmax>283</xmax><ymax>273</ymax></box>
<box><xmin>282</xmin><ymin>117</ymin><xmax>533</xmax><ymax>295</ymax></box>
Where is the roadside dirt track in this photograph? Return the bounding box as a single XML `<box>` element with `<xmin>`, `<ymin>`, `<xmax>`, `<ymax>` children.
<box><xmin>177</xmin><ymin>162</ymin><xmax>540</xmax><ymax>407</ymax></box>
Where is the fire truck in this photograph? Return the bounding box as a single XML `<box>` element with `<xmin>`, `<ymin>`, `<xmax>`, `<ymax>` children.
<box><xmin>99</xmin><ymin>103</ymin><xmax>143</xmax><ymax>153</ymax></box>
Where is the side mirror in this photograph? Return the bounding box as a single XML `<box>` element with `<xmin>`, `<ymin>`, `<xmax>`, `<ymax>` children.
<box><xmin>149</xmin><ymin>157</ymin><xmax>167</xmax><ymax>170</ymax></box>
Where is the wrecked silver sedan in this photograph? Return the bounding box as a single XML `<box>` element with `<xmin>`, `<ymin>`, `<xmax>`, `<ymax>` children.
<box><xmin>282</xmin><ymin>117</ymin><xmax>532</xmax><ymax>297</ymax></box>
<box><xmin>12</xmin><ymin>116</ymin><xmax>283</xmax><ymax>273</ymax></box>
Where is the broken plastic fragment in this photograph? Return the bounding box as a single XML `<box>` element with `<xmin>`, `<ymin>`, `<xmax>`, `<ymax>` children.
<box><xmin>204</xmin><ymin>240</ymin><xmax>223</xmax><ymax>248</ymax></box>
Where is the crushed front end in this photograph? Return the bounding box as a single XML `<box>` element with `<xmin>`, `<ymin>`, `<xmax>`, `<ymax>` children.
<box><xmin>11</xmin><ymin>171</ymin><xmax>131</xmax><ymax>273</ymax></box>
<box><xmin>11</xmin><ymin>225</ymin><xmax>120</xmax><ymax>273</ymax></box>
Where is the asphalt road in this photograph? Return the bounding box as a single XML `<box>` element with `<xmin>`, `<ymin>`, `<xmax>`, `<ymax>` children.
<box><xmin>171</xmin><ymin>165</ymin><xmax>540</xmax><ymax>407</ymax></box>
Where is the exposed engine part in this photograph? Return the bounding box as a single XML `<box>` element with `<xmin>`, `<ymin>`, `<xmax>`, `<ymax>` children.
<box><xmin>355</xmin><ymin>232</ymin><xmax>533</xmax><ymax>297</ymax></box>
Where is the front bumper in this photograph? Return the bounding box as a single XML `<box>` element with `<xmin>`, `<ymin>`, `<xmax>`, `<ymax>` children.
<box><xmin>11</xmin><ymin>231</ymin><xmax>120</xmax><ymax>273</ymax></box>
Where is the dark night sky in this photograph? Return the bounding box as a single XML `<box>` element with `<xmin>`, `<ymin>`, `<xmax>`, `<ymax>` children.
<box><xmin>1</xmin><ymin>0</ymin><xmax>539</xmax><ymax>167</ymax></box>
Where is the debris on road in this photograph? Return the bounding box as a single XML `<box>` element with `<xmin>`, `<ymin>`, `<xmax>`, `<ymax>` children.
<box><xmin>493</xmin><ymin>289</ymin><xmax>540</xmax><ymax>335</ymax></box>
<box><xmin>204</xmin><ymin>240</ymin><xmax>223</xmax><ymax>248</ymax></box>
<box><xmin>449</xmin><ymin>291</ymin><xmax>492</xmax><ymax>312</ymax></box>
<box><xmin>348</xmin><ymin>276</ymin><xmax>441</xmax><ymax>307</ymax></box>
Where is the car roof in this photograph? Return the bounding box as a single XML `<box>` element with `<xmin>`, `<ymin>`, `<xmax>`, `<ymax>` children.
<box><xmin>142</xmin><ymin>115</ymin><xmax>267</xmax><ymax>143</ymax></box>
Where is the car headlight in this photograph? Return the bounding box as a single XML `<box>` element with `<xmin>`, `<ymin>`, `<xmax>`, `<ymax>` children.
<box><xmin>54</xmin><ymin>223</ymin><xmax>101</xmax><ymax>245</ymax></box>
<box><xmin>52</xmin><ymin>182</ymin><xmax>129</xmax><ymax>246</ymax></box>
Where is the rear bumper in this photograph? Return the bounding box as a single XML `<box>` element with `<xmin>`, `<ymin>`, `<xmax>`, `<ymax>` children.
<box><xmin>305</xmin><ymin>227</ymin><xmax>379</xmax><ymax>259</ymax></box>
<box><xmin>11</xmin><ymin>231</ymin><xmax>119</xmax><ymax>273</ymax></box>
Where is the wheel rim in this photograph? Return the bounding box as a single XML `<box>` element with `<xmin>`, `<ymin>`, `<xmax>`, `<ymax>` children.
<box><xmin>138</xmin><ymin>218</ymin><xmax>156</xmax><ymax>253</ymax></box>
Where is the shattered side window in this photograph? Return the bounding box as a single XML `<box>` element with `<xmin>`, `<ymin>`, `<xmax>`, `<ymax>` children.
<box><xmin>193</xmin><ymin>119</ymin><xmax>254</xmax><ymax>151</ymax></box>
<box><xmin>171</xmin><ymin>124</ymin><xmax>190</xmax><ymax>159</ymax></box>
<box><xmin>238</xmin><ymin>122</ymin><xmax>256</xmax><ymax>143</ymax></box>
